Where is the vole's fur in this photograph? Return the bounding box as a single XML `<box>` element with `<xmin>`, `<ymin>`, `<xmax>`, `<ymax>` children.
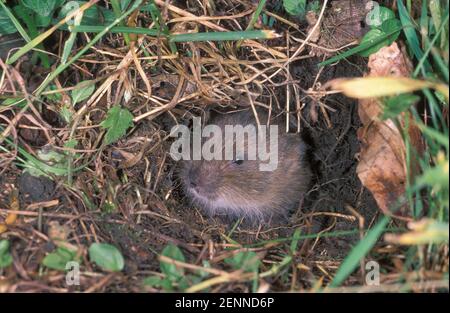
<box><xmin>179</xmin><ymin>109</ymin><xmax>312</xmax><ymax>222</ymax></box>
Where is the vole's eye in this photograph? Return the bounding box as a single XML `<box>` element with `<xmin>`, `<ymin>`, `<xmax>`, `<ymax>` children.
<box><xmin>232</xmin><ymin>159</ymin><xmax>244</xmax><ymax>165</ymax></box>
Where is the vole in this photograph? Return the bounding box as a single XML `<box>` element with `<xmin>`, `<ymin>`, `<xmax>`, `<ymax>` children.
<box><xmin>178</xmin><ymin>109</ymin><xmax>312</xmax><ymax>221</ymax></box>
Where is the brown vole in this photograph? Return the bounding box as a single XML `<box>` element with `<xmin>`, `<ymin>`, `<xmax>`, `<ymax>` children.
<box><xmin>178</xmin><ymin>109</ymin><xmax>312</xmax><ymax>221</ymax></box>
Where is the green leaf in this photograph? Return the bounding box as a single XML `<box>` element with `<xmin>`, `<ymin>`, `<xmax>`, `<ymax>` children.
<box><xmin>0</xmin><ymin>240</ymin><xmax>13</xmax><ymax>268</ymax></box>
<box><xmin>13</xmin><ymin>5</ymin><xmax>35</xmax><ymax>29</ymax></box>
<box><xmin>64</xmin><ymin>139</ymin><xmax>78</xmax><ymax>149</ymax></box>
<box><xmin>178</xmin><ymin>276</ymin><xmax>192</xmax><ymax>290</ymax></box>
<box><xmin>22</xmin><ymin>147</ymin><xmax>72</xmax><ymax>178</ymax></box>
<box><xmin>60</xmin><ymin>2</ymin><xmax>83</xmax><ymax>65</ymax></box>
<box><xmin>99</xmin><ymin>6</ymin><xmax>116</xmax><ymax>24</ymax></box>
<box><xmin>89</xmin><ymin>243</ymin><xmax>125</xmax><ymax>272</ymax></box>
<box><xmin>381</xmin><ymin>18</ymin><xmax>402</xmax><ymax>35</ymax></box>
<box><xmin>99</xmin><ymin>105</ymin><xmax>134</xmax><ymax>145</ymax></box>
<box><xmin>382</xmin><ymin>94</ymin><xmax>421</xmax><ymax>120</ymax></box>
<box><xmin>22</xmin><ymin>0</ymin><xmax>57</xmax><ymax>17</ymax></box>
<box><xmin>37</xmin><ymin>149</ymin><xmax>66</xmax><ymax>163</ymax></box>
<box><xmin>0</xmin><ymin>6</ymin><xmax>19</xmax><ymax>34</ymax></box>
<box><xmin>71</xmin><ymin>80</ymin><xmax>95</xmax><ymax>105</ymax></box>
<box><xmin>358</xmin><ymin>20</ymin><xmax>401</xmax><ymax>57</ymax></box>
<box><xmin>306</xmin><ymin>1</ymin><xmax>320</xmax><ymax>13</ymax></box>
<box><xmin>160</xmin><ymin>277</ymin><xmax>174</xmax><ymax>291</ymax></box>
<box><xmin>320</xmin><ymin>23</ymin><xmax>403</xmax><ymax>66</ymax></box>
<box><xmin>120</xmin><ymin>0</ymin><xmax>132</xmax><ymax>11</ymax></box>
<box><xmin>160</xmin><ymin>244</ymin><xmax>185</xmax><ymax>281</ymax></box>
<box><xmin>225</xmin><ymin>250</ymin><xmax>260</xmax><ymax>273</ymax></box>
<box><xmin>143</xmin><ymin>275</ymin><xmax>163</xmax><ymax>287</ymax></box>
<box><xmin>1</xmin><ymin>98</ymin><xmax>26</xmax><ymax>108</ymax></box>
<box><xmin>11</xmin><ymin>4</ymin><xmax>50</xmax><ymax>68</ymax></box>
<box><xmin>55</xmin><ymin>0</ymin><xmax>66</xmax><ymax>8</ymax></box>
<box><xmin>21</xmin><ymin>153</ymin><xmax>69</xmax><ymax>177</ymax></box>
<box><xmin>358</xmin><ymin>29</ymin><xmax>389</xmax><ymax>57</ymax></box>
<box><xmin>197</xmin><ymin>260</ymin><xmax>211</xmax><ymax>278</ymax></box>
<box><xmin>45</xmin><ymin>85</ymin><xmax>63</xmax><ymax>102</ymax></box>
<box><xmin>58</xmin><ymin>1</ymin><xmax>115</xmax><ymax>26</ymax></box>
<box><xmin>42</xmin><ymin>247</ymin><xmax>77</xmax><ymax>271</ymax></box>
<box><xmin>283</xmin><ymin>0</ymin><xmax>306</xmax><ymax>17</ymax></box>
<box><xmin>366</xmin><ymin>6</ymin><xmax>396</xmax><ymax>28</ymax></box>
<box><xmin>35</xmin><ymin>13</ymin><xmax>52</xmax><ymax>27</ymax></box>
<box><xmin>101</xmin><ymin>201</ymin><xmax>116</xmax><ymax>213</ymax></box>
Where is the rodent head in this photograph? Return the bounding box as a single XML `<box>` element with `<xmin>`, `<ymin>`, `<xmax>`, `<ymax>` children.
<box><xmin>181</xmin><ymin>156</ymin><xmax>274</xmax><ymax>219</ymax></box>
<box><xmin>178</xmin><ymin>110</ymin><xmax>312</xmax><ymax>221</ymax></box>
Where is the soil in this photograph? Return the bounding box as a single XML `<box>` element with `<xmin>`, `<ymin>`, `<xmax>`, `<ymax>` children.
<box><xmin>18</xmin><ymin>172</ymin><xmax>55</xmax><ymax>203</ymax></box>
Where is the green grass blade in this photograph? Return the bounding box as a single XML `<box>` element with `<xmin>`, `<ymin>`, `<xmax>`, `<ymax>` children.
<box><xmin>413</xmin><ymin>11</ymin><xmax>449</xmax><ymax>82</ymax></box>
<box><xmin>71</xmin><ymin>25</ymin><xmax>160</xmax><ymax>36</ymax></box>
<box><xmin>0</xmin><ymin>1</ymin><xmax>31</xmax><ymax>42</ymax></box>
<box><xmin>169</xmin><ymin>30</ymin><xmax>278</xmax><ymax>43</ymax></box>
<box><xmin>246</xmin><ymin>0</ymin><xmax>267</xmax><ymax>31</ymax></box>
<box><xmin>237</xmin><ymin>0</ymin><xmax>267</xmax><ymax>48</ymax></box>
<box><xmin>419</xmin><ymin>0</ymin><xmax>428</xmax><ymax>45</ymax></box>
<box><xmin>71</xmin><ymin>27</ymin><xmax>274</xmax><ymax>46</ymax></box>
<box><xmin>289</xmin><ymin>228</ymin><xmax>302</xmax><ymax>254</ymax></box>
<box><xmin>419</xmin><ymin>122</ymin><xmax>450</xmax><ymax>149</ymax></box>
<box><xmin>0</xmin><ymin>133</ymin><xmax>69</xmax><ymax>176</ymax></box>
<box><xmin>430</xmin><ymin>46</ymin><xmax>450</xmax><ymax>84</ymax></box>
<box><xmin>246</xmin><ymin>229</ymin><xmax>373</xmax><ymax>248</ymax></box>
<box><xmin>147</xmin><ymin>0</ymin><xmax>177</xmax><ymax>53</ymax></box>
<box><xmin>397</xmin><ymin>0</ymin><xmax>431</xmax><ymax>73</ymax></box>
<box><xmin>329</xmin><ymin>216</ymin><xmax>390</xmax><ymax>287</ymax></box>
<box><xmin>111</xmin><ymin>0</ymin><xmax>131</xmax><ymax>45</ymax></box>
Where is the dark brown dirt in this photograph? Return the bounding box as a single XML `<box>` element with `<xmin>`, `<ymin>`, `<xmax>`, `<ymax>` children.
<box><xmin>18</xmin><ymin>172</ymin><xmax>55</xmax><ymax>203</ymax></box>
<box><xmin>294</xmin><ymin>57</ymin><xmax>379</xmax><ymax>259</ymax></box>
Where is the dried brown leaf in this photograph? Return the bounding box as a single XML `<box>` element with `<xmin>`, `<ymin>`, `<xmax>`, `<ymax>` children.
<box><xmin>356</xmin><ymin>42</ymin><xmax>423</xmax><ymax>217</ymax></box>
